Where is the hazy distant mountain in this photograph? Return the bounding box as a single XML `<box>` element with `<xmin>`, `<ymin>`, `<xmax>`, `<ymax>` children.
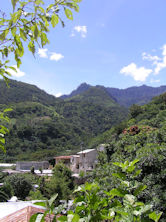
<box><xmin>61</xmin><ymin>83</ymin><xmax>166</xmax><ymax>107</ymax></box>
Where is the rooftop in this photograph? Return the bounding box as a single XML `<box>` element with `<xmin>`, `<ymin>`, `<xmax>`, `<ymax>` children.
<box><xmin>55</xmin><ymin>156</ymin><xmax>71</xmax><ymax>159</ymax></box>
<box><xmin>0</xmin><ymin>201</ymin><xmax>45</xmax><ymax>219</ymax></box>
<box><xmin>77</xmin><ymin>149</ymin><xmax>96</xmax><ymax>154</ymax></box>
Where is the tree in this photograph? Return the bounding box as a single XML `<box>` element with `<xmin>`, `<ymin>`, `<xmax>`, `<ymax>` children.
<box><xmin>0</xmin><ymin>108</ymin><xmax>12</xmax><ymax>152</ymax></box>
<box><xmin>5</xmin><ymin>174</ymin><xmax>32</xmax><ymax>199</ymax></box>
<box><xmin>129</xmin><ymin>104</ymin><xmax>143</xmax><ymax>119</ymax></box>
<box><xmin>45</xmin><ymin>163</ymin><xmax>74</xmax><ymax>201</ymax></box>
<box><xmin>0</xmin><ymin>0</ymin><xmax>82</xmax><ymax>152</ymax></box>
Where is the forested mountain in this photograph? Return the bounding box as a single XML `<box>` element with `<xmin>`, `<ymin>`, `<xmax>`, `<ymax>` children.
<box><xmin>61</xmin><ymin>83</ymin><xmax>166</xmax><ymax>107</ymax></box>
<box><xmin>0</xmin><ymin>80</ymin><xmax>127</xmax><ymax>161</ymax></box>
<box><xmin>0</xmin><ymin>79</ymin><xmax>58</xmax><ymax>105</ymax></box>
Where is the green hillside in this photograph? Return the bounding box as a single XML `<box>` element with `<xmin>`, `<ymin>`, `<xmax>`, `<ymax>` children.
<box><xmin>0</xmin><ymin>79</ymin><xmax>57</xmax><ymax>105</ymax></box>
<box><xmin>0</xmin><ymin>80</ymin><xmax>127</xmax><ymax>161</ymax></box>
<box><xmin>66</xmin><ymin>86</ymin><xmax>119</xmax><ymax>108</ymax></box>
<box><xmin>90</xmin><ymin>92</ymin><xmax>166</xmax><ymax>219</ymax></box>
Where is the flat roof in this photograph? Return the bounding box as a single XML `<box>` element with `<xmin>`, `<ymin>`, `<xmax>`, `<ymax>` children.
<box><xmin>55</xmin><ymin>156</ymin><xmax>71</xmax><ymax>159</ymax></box>
<box><xmin>77</xmin><ymin>149</ymin><xmax>96</xmax><ymax>154</ymax></box>
<box><xmin>0</xmin><ymin>163</ymin><xmax>16</xmax><ymax>167</ymax></box>
<box><xmin>71</xmin><ymin>155</ymin><xmax>80</xmax><ymax>158</ymax></box>
<box><xmin>0</xmin><ymin>201</ymin><xmax>45</xmax><ymax>219</ymax></box>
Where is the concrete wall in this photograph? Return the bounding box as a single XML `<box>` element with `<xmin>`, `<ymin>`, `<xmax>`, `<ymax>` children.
<box><xmin>77</xmin><ymin>149</ymin><xmax>97</xmax><ymax>172</ymax></box>
<box><xmin>70</xmin><ymin>155</ymin><xmax>80</xmax><ymax>173</ymax></box>
<box><xmin>79</xmin><ymin>150</ymin><xmax>97</xmax><ymax>171</ymax></box>
<box><xmin>16</xmin><ymin>161</ymin><xmax>49</xmax><ymax>171</ymax></box>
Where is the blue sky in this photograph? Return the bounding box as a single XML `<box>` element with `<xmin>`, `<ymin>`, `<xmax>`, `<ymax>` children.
<box><xmin>2</xmin><ymin>0</ymin><xmax>166</xmax><ymax>96</ymax></box>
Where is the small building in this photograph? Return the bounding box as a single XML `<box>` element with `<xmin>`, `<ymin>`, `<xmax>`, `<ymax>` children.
<box><xmin>77</xmin><ymin>149</ymin><xmax>97</xmax><ymax>172</ymax></box>
<box><xmin>70</xmin><ymin>155</ymin><xmax>80</xmax><ymax>173</ymax></box>
<box><xmin>55</xmin><ymin>156</ymin><xmax>71</xmax><ymax>167</ymax></box>
<box><xmin>0</xmin><ymin>201</ymin><xmax>45</xmax><ymax>222</ymax></box>
<box><xmin>16</xmin><ymin>161</ymin><xmax>49</xmax><ymax>171</ymax></box>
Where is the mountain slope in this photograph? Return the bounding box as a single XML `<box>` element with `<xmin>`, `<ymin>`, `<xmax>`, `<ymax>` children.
<box><xmin>61</xmin><ymin>83</ymin><xmax>166</xmax><ymax>107</ymax></box>
<box><xmin>106</xmin><ymin>84</ymin><xmax>166</xmax><ymax>107</ymax></box>
<box><xmin>66</xmin><ymin>86</ymin><xmax>118</xmax><ymax>108</ymax></box>
<box><xmin>0</xmin><ymin>79</ymin><xmax>58</xmax><ymax>105</ymax></box>
<box><xmin>0</xmin><ymin>80</ymin><xmax>127</xmax><ymax>161</ymax></box>
<box><xmin>61</xmin><ymin>83</ymin><xmax>91</xmax><ymax>99</ymax></box>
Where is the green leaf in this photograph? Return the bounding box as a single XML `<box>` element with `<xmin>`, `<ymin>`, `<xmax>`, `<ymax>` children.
<box><xmin>134</xmin><ymin>184</ymin><xmax>147</xmax><ymax>196</ymax></box>
<box><xmin>34</xmin><ymin>201</ymin><xmax>46</xmax><ymax>207</ymax></box>
<box><xmin>149</xmin><ymin>212</ymin><xmax>163</xmax><ymax>222</ymax></box>
<box><xmin>51</xmin><ymin>13</ymin><xmax>59</xmax><ymax>28</ymax></box>
<box><xmin>40</xmin><ymin>32</ymin><xmax>49</xmax><ymax>47</ymax></box>
<box><xmin>58</xmin><ymin>215</ymin><xmax>67</xmax><ymax>221</ymax></box>
<box><xmin>64</xmin><ymin>8</ymin><xmax>73</xmax><ymax>20</ymax></box>
<box><xmin>11</xmin><ymin>0</ymin><xmax>19</xmax><ymax>11</ymax></box>
<box><xmin>71</xmin><ymin>214</ymin><xmax>80</xmax><ymax>222</ymax></box>
<box><xmin>48</xmin><ymin>193</ymin><xmax>58</xmax><ymax>207</ymax></box>
<box><xmin>28</xmin><ymin>41</ymin><xmax>35</xmax><ymax>54</ymax></box>
<box><xmin>29</xmin><ymin>213</ymin><xmax>44</xmax><ymax>222</ymax></box>
<box><xmin>112</xmin><ymin>172</ymin><xmax>126</xmax><ymax>180</ymax></box>
<box><xmin>0</xmin><ymin>30</ymin><xmax>9</xmax><ymax>41</ymax></box>
<box><xmin>20</xmin><ymin>28</ymin><xmax>27</xmax><ymax>41</ymax></box>
<box><xmin>109</xmin><ymin>188</ymin><xmax>127</xmax><ymax>197</ymax></box>
<box><xmin>35</xmin><ymin>0</ymin><xmax>44</xmax><ymax>5</ymax></box>
<box><xmin>130</xmin><ymin>159</ymin><xmax>139</xmax><ymax>166</ymax></box>
<box><xmin>3</xmin><ymin>108</ymin><xmax>13</xmax><ymax>113</ymax></box>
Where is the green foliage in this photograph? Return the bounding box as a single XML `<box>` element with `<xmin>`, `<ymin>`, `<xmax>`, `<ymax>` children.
<box><xmin>31</xmin><ymin>166</ymin><xmax>35</xmax><ymax>174</ymax></box>
<box><xmin>5</xmin><ymin>174</ymin><xmax>32</xmax><ymax>200</ymax></box>
<box><xmin>30</xmin><ymin>194</ymin><xmax>59</xmax><ymax>222</ymax></box>
<box><xmin>89</xmin><ymin>93</ymin><xmax>166</xmax><ymax>220</ymax></box>
<box><xmin>0</xmin><ymin>0</ymin><xmax>81</xmax><ymax>82</ymax></box>
<box><xmin>59</xmin><ymin>160</ymin><xmax>162</xmax><ymax>222</ymax></box>
<box><xmin>45</xmin><ymin>163</ymin><xmax>74</xmax><ymax>201</ymax></box>
<box><xmin>28</xmin><ymin>190</ymin><xmax>46</xmax><ymax>201</ymax></box>
<box><xmin>29</xmin><ymin>160</ymin><xmax>162</xmax><ymax>221</ymax></box>
<box><xmin>0</xmin><ymin>108</ymin><xmax>12</xmax><ymax>152</ymax></box>
<box><xmin>0</xmin><ymin>182</ymin><xmax>13</xmax><ymax>202</ymax></box>
<box><xmin>130</xmin><ymin>104</ymin><xmax>143</xmax><ymax>118</ymax></box>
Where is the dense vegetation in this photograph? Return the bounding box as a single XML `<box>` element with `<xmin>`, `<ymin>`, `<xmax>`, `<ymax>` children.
<box><xmin>88</xmin><ymin>92</ymin><xmax>166</xmax><ymax>220</ymax></box>
<box><xmin>0</xmin><ymin>80</ymin><xmax>127</xmax><ymax>161</ymax></box>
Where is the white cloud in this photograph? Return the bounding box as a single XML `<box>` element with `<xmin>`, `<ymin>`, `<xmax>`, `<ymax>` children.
<box><xmin>49</xmin><ymin>52</ymin><xmax>64</xmax><ymax>61</ymax></box>
<box><xmin>142</xmin><ymin>52</ymin><xmax>161</xmax><ymax>63</ymax></box>
<box><xmin>7</xmin><ymin>65</ymin><xmax>25</xmax><ymax>78</ymax></box>
<box><xmin>150</xmin><ymin>79</ymin><xmax>160</xmax><ymax>83</ymax></box>
<box><xmin>55</xmin><ymin>92</ymin><xmax>62</xmax><ymax>97</ymax></box>
<box><xmin>72</xmin><ymin>26</ymin><xmax>87</xmax><ymax>38</ymax></box>
<box><xmin>70</xmin><ymin>32</ymin><xmax>75</xmax><ymax>37</ymax></box>
<box><xmin>120</xmin><ymin>63</ymin><xmax>152</xmax><ymax>82</ymax></box>
<box><xmin>154</xmin><ymin>44</ymin><xmax>166</xmax><ymax>74</ymax></box>
<box><xmin>38</xmin><ymin>48</ymin><xmax>48</xmax><ymax>58</ymax></box>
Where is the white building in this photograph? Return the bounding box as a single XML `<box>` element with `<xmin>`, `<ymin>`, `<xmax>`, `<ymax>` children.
<box><xmin>71</xmin><ymin>149</ymin><xmax>97</xmax><ymax>173</ymax></box>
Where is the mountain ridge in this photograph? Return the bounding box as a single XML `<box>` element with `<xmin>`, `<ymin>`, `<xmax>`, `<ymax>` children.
<box><xmin>61</xmin><ymin>83</ymin><xmax>166</xmax><ymax>107</ymax></box>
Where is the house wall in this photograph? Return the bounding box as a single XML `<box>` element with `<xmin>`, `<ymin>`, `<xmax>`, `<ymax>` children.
<box><xmin>16</xmin><ymin>161</ymin><xmax>49</xmax><ymax>171</ymax></box>
<box><xmin>79</xmin><ymin>150</ymin><xmax>97</xmax><ymax>172</ymax></box>
<box><xmin>70</xmin><ymin>156</ymin><xmax>80</xmax><ymax>173</ymax></box>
